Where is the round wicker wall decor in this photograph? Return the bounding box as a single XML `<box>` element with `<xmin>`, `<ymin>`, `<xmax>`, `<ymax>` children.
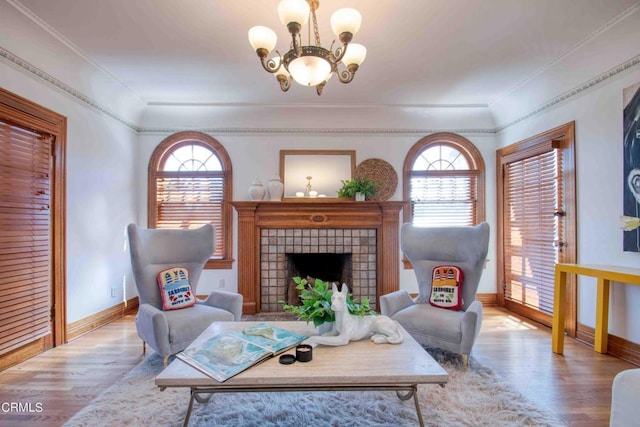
<box><xmin>354</xmin><ymin>158</ymin><xmax>398</xmax><ymax>201</ymax></box>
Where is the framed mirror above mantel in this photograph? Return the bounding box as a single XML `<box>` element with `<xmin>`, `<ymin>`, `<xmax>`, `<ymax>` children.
<box><xmin>279</xmin><ymin>150</ymin><xmax>355</xmax><ymax>198</ymax></box>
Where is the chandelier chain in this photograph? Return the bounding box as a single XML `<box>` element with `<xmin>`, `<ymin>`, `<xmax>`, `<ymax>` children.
<box><xmin>311</xmin><ymin>5</ymin><xmax>321</xmax><ymax>47</ymax></box>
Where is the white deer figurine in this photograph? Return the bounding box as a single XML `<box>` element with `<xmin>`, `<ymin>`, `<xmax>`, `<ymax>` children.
<box><xmin>304</xmin><ymin>283</ymin><xmax>403</xmax><ymax>347</ymax></box>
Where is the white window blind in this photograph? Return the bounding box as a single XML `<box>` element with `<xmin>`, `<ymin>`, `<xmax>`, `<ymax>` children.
<box><xmin>406</xmin><ymin>142</ymin><xmax>482</xmax><ymax>228</ymax></box>
<box><xmin>410</xmin><ymin>173</ymin><xmax>477</xmax><ymax>227</ymax></box>
<box><xmin>504</xmin><ymin>149</ymin><xmax>562</xmax><ymax>315</ymax></box>
<box><xmin>155</xmin><ymin>172</ymin><xmax>225</xmax><ymax>258</ymax></box>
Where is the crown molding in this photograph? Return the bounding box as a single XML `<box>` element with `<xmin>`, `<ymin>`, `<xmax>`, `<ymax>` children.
<box><xmin>7</xmin><ymin>0</ymin><xmax>144</xmax><ymax>105</ymax></box>
<box><xmin>0</xmin><ymin>44</ymin><xmax>495</xmax><ymax>135</ymax></box>
<box><xmin>0</xmin><ymin>46</ymin><xmax>140</xmax><ymax>132</ymax></box>
<box><xmin>3</xmin><ymin>43</ymin><xmax>639</xmax><ymax>137</ymax></box>
<box><xmin>146</xmin><ymin>101</ymin><xmax>489</xmax><ymax>109</ymax></box>
<box><xmin>495</xmin><ymin>53</ymin><xmax>640</xmax><ymax>133</ymax></box>
<box><xmin>490</xmin><ymin>2</ymin><xmax>640</xmax><ymax>105</ymax></box>
<box><xmin>137</xmin><ymin>127</ymin><xmax>495</xmax><ymax>136</ymax></box>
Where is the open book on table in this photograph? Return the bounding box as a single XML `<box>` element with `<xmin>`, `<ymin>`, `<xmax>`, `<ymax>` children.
<box><xmin>176</xmin><ymin>323</ymin><xmax>307</xmax><ymax>382</ymax></box>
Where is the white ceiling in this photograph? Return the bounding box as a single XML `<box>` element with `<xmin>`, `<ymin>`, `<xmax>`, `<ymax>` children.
<box><xmin>11</xmin><ymin>0</ymin><xmax>640</xmax><ymax>108</ymax></box>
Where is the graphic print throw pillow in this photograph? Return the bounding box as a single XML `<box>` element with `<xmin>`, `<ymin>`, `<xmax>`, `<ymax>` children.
<box><xmin>429</xmin><ymin>265</ymin><xmax>464</xmax><ymax>310</ymax></box>
<box><xmin>157</xmin><ymin>267</ymin><xmax>196</xmax><ymax>310</ymax></box>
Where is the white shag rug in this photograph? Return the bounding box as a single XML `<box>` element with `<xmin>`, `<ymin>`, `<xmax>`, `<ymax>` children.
<box><xmin>65</xmin><ymin>350</ymin><xmax>565</xmax><ymax>427</ymax></box>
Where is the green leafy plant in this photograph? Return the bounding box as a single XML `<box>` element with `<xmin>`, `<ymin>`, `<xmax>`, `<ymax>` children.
<box><xmin>281</xmin><ymin>277</ymin><xmax>373</xmax><ymax>327</ymax></box>
<box><xmin>337</xmin><ymin>177</ymin><xmax>378</xmax><ymax>199</ymax></box>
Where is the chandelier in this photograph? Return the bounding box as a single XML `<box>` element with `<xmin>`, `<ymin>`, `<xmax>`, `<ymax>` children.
<box><xmin>248</xmin><ymin>0</ymin><xmax>366</xmax><ymax>96</ymax></box>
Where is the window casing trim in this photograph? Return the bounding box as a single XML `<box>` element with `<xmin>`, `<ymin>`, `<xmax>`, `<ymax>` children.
<box><xmin>148</xmin><ymin>131</ymin><xmax>233</xmax><ymax>269</ymax></box>
<box><xmin>403</xmin><ymin>133</ymin><xmax>486</xmax><ymax>224</ymax></box>
<box><xmin>402</xmin><ymin>133</ymin><xmax>486</xmax><ymax>269</ymax></box>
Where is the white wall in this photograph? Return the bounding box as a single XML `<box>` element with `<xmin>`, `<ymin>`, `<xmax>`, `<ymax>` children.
<box><xmin>1</xmin><ymin>54</ymin><xmax>139</xmax><ymax>324</ymax></box>
<box><xmin>0</xmin><ymin>2</ymin><xmax>145</xmax><ymax>126</ymax></box>
<box><xmin>0</xmin><ymin>1</ymin><xmax>142</xmax><ymax>323</ymax></box>
<box><xmin>2</xmin><ymin>0</ymin><xmax>501</xmax><ymax>325</ymax></box>
<box><xmin>4</xmin><ymin>0</ymin><xmax>638</xmax><ymax>348</ymax></box>
<box><xmin>493</xmin><ymin>7</ymin><xmax>640</xmax><ymax>344</ymax></box>
<box><xmin>496</xmin><ymin>67</ymin><xmax>640</xmax><ymax>343</ymax></box>
<box><xmin>138</xmin><ymin>131</ymin><xmax>498</xmax><ymax>297</ymax></box>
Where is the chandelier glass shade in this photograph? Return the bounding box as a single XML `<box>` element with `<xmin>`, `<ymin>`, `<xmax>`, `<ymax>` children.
<box><xmin>287</xmin><ymin>47</ymin><xmax>332</xmax><ymax>86</ymax></box>
<box><xmin>248</xmin><ymin>0</ymin><xmax>366</xmax><ymax>95</ymax></box>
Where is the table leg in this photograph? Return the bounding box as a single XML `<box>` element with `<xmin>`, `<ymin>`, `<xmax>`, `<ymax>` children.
<box><xmin>552</xmin><ymin>269</ymin><xmax>567</xmax><ymax>354</ymax></box>
<box><xmin>594</xmin><ymin>278</ymin><xmax>610</xmax><ymax>353</ymax></box>
<box><xmin>179</xmin><ymin>384</ymin><xmax>433</xmax><ymax>426</ymax></box>
<box><xmin>183</xmin><ymin>388</ymin><xmax>197</xmax><ymax>427</ymax></box>
<box><xmin>411</xmin><ymin>385</ymin><xmax>425</xmax><ymax>427</ymax></box>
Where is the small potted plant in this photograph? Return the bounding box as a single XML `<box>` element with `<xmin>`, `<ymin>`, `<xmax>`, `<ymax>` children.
<box><xmin>281</xmin><ymin>277</ymin><xmax>372</xmax><ymax>330</ymax></box>
<box><xmin>337</xmin><ymin>177</ymin><xmax>378</xmax><ymax>201</ymax></box>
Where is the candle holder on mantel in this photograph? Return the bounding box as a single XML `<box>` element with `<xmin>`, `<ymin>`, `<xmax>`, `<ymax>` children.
<box><xmin>304</xmin><ymin>176</ymin><xmax>313</xmax><ymax>197</ymax></box>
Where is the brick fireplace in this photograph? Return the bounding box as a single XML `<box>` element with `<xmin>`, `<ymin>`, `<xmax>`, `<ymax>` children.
<box><xmin>232</xmin><ymin>200</ymin><xmax>404</xmax><ymax>314</ymax></box>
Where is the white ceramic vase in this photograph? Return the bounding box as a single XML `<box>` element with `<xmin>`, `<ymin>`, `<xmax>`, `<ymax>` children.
<box><xmin>267</xmin><ymin>174</ymin><xmax>284</xmax><ymax>201</ymax></box>
<box><xmin>355</xmin><ymin>192</ymin><xmax>366</xmax><ymax>201</ymax></box>
<box><xmin>248</xmin><ymin>179</ymin><xmax>266</xmax><ymax>201</ymax></box>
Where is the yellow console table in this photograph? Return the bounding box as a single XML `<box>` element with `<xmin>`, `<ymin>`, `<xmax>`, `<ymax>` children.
<box><xmin>552</xmin><ymin>263</ymin><xmax>640</xmax><ymax>354</ymax></box>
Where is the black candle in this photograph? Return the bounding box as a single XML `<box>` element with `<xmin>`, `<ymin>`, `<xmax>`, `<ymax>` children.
<box><xmin>296</xmin><ymin>344</ymin><xmax>313</xmax><ymax>362</ymax></box>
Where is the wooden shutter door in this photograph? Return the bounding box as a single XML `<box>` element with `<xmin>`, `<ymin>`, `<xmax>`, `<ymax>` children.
<box><xmin>503</xmin><ymin>147</ymin><xmax>563</xmax><ymax>326</ymax></box>
<box><xmin>0</xmin><ymin>120</ymin><xmax>54</xmax><ymax>358</ymax></box>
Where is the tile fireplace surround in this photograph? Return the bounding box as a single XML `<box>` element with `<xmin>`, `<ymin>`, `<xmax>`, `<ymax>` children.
<box><xmin>232</xmin><ymin>200</ymin><xmax>404</xmax><ymax>315</ymax></box>
<box><xmin>260</xmin><ymin>227</ymin><xmax>377</xmax><ymax>312</ymax></box>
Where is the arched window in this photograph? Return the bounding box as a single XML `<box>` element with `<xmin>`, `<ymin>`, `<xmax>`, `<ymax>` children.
<box><xmin>148</xmin><ymin>131</ymin><xmax>232</xmax><ymax>269</ymax></box>
<box><xmin>403</xmin><ymin>133</ymin><xmax>485</xmax><ymax>227</ymax></box>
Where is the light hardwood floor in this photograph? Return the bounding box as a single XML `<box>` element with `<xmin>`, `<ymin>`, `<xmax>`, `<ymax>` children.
<box><xmin>472</xmin><ymin>309</ymin><xmax>637</xmax><ymax>426</ymax></box>
<box><xmin>0</xmin><ymin>307</ymin><xmax>636</xmax><ymax>426</ymax></box>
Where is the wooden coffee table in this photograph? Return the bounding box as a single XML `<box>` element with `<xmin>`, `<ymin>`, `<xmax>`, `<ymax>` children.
<box><xmin>156</xmin><ymin>321</ymin><xmax>448</xmax><ymax>426</ymax></box>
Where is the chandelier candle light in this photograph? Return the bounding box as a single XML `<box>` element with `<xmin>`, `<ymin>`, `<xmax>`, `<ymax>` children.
<box><xmin>248</xmin><ymin>0</ymin><xmax>366</xmax><ymax>95</ymax></box>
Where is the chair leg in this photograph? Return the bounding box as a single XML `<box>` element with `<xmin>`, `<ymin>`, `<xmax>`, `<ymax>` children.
<box><xmin>142</xmin><ymin>341</ymin><xmax>146</xmax><ymax>355</ymax></box>
<box><xmin>163</xmin><ymin>355</ymin><xmax>169</xmax><ymax>367</ymax></box>
<box><xmin>462</xmin><ymin>354</ymin><xmax>468</xmax><ymax>369</ymax></box>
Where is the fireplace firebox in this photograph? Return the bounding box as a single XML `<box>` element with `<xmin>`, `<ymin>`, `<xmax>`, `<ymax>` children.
<box><xmin>285</xmin><ymin>253</ymin><xmax>352</xmax><ymax>306</ymax></box>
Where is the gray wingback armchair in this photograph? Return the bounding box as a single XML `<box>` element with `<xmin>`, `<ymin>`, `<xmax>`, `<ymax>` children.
<box><xmin>127</xmin><ymin>223</ymin><xmax>243</xmax><ymax>366</ymax></box>
<box><xmin>380</xmin><ymin>222</ymin><xmax>490</xmax><ymax>364</ymax></box>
